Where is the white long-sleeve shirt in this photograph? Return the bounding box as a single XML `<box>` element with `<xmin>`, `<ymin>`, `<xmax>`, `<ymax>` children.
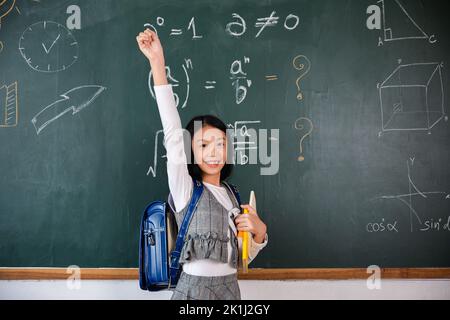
<box><xmin>152</xmin><ymin>83</ymin><xmax>268</xmax><ymax>276</ymax></box>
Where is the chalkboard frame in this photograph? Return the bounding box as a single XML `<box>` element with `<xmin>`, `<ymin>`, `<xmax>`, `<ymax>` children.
<box><xmin>2</xmin><ymin>0</ymin><xmax>450</xmax><ymax>275</ymax></box>
<box><xmin>0</xmin><ymin>268</ymin><xmax>449</xmax><ymax>280</ymax></box>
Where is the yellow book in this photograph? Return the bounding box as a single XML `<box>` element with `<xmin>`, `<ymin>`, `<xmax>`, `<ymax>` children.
<box><xmin>239</xmin><ymin>191</ymin><xmax>256</xmax><ymax>273</ymax></box>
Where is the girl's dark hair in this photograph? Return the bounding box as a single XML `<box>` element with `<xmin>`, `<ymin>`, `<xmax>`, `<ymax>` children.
<box><xmin>185</xmin><ymin>115</ymin><xmax>234</xmax><ymax>182</ymax></box>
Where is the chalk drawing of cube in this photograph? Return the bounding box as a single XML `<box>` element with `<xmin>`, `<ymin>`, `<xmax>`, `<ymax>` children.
<box><xmin>379</xmin><ymin>62</ymin><xmax>445</xmax><ymax>133</ymax></box>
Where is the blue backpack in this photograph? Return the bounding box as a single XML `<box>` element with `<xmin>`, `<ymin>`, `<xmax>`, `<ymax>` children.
<box><xmin>139</xmin><ymin>178</ymin><xmax>242</xmax><ymax>291</ymax></box>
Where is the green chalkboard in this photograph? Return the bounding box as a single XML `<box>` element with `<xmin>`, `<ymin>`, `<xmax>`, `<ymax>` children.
<box><xmin>1</xmin><ymin>0</ymin><xmax>449</xmax><ymax>269</ymax></box>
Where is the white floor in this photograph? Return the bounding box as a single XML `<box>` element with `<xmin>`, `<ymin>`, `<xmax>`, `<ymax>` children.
<box><xmin>1</xmin><ymin>280</ymin><xmax>449</xmax><ymax>300</ymax></box>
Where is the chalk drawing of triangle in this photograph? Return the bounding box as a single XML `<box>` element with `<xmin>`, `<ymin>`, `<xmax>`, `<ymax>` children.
<box><xmin>382</xmin><ymin>0</ymin><xmax>429</xmax><ymax>41</ymax></box>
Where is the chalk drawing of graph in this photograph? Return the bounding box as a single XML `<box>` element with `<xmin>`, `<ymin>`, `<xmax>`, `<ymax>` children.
<box><xmin>380</xmin><ymin>0</ymin><xmax>435</xmax><ymax>43</ymax></box>
<box><xmin>378</xmin><ymin>62</ymin><xmax>446</xmax><ymax>134</ymax></box>
<box><xmin>0</xmin><ymin>82</ymin><xmax>18</xmax><ymax>127</ymax></box>
<box><xmin>377</xmin><ymin>159</ymin><xmax>450</xmax><ymax>232</ymax></box>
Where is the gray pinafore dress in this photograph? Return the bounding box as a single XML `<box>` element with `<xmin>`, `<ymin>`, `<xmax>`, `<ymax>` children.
<box><xmin>169</xmin><ymin>180</ymin><xmax>242</xmax><ymax>300</ymax></box>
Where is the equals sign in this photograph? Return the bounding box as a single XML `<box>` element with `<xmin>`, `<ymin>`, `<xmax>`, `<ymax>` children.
<box><xmin>265</xmin><ymin>75</ymin><xmax>278</xmax><ymax>81</ymax></box>
<box><xmin>170</xmin><ymin>29</ymin><xmax>183</xmax><ymax>36</ymax></box>
<box><xmin>204</xmin><ymin>81</ymin><xmax>216</xmax><ymax>89</ymax></box>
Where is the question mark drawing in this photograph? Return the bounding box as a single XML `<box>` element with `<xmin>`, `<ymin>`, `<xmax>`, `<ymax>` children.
<box><xmin>0</xmin><ymin>0</ymin><xmax>16</xmax><ymax>26</ymax></box>
<box><xmin>294</xmin><ymin>117</ymin><xmax>313</xmax><ymax>162</ymax></box>
<box><xmin>293</xmin><ymin>55</ymin><xmax>311</xmax><ymax>101</ymax></box>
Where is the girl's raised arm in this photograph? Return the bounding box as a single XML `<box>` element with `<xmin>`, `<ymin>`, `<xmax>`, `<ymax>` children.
<box><xmin>137</xmin><ymin>29</ymin><xmax>193</xmax><ymax>212</ymax></box>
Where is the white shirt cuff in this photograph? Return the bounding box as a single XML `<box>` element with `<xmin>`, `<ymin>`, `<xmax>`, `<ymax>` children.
<box><xmin>153</xmin><ymin>84</ymin><xmax>172</xmax><ymax>90</ymax></box>
<box><xmin>251</xmin><ymin>233</ymin><xmax>268</xmax><ymax>250</ymax></box>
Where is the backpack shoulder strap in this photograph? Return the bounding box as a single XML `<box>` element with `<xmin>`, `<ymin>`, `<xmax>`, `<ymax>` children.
<box><xmin>222</xmin><ymin>181</ymin><xmax>242</xmax><ymax>207</ymax></box>
<box><xmin>169</xmin><ymin>177</ymin><xmax>203</xmax><ymax>285</ymax></box>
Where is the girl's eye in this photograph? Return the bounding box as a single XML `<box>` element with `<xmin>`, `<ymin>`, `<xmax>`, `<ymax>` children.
<box><xmin>202</xmin><ymin>144</ymin><xmax>207</xmax><ymax>148</ymax></box>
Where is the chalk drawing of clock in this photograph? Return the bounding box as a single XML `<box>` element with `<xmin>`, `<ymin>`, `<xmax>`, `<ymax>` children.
<box><xmin>19</xmin><ymin>21</ymin><xmax>79</xmax><ymax>73</ymax></box>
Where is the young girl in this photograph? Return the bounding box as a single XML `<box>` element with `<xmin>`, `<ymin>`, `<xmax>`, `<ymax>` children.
<box><xmin>136</xmin><ymin>29</ymin><xmax>268</xmax><ymax>300</ymax></box>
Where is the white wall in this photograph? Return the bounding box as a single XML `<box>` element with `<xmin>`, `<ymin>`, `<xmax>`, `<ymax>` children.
<box><xmin>1</xmin><ymin>280</ymin><xmax>449</xmax><ymax>300</ymax></box>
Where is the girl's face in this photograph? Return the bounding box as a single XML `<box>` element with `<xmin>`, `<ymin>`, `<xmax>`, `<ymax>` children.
<box><xmin>192</xmin><ymin>125</ymin><xmax>227</xmax><ymax>178</ymax></box>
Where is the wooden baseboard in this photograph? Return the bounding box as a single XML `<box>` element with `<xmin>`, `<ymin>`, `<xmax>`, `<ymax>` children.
<box><xmin>0</xmin><ymin>268</ymin><xmax>449</xmax><ymax>280</ymax></box>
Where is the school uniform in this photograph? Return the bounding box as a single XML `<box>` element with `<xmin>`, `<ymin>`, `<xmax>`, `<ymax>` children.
<box><xmin>152</xmin><ymin>82</ymin><xmax>268</xmax><ymax>300</ymax></box>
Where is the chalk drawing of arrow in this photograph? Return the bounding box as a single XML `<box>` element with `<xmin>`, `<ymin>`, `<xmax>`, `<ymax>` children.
<box><xmin>0</xmin><ymin>0</ymin><xmax>16</xmax><ymax>23</ymax></box>
<box><xmin>31</xmin><ymin>85</ymin><xmax>106</xmax><ymax>135</ymax></box>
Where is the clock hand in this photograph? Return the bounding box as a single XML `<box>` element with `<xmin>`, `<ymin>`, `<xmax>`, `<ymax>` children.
<box><xmin>42</xmin><ymin>34</ymin><xmax>61</xmax><ymax>54</ymax></box>
<box><xmin>42</xmin><ymin>43</ymin><xmax>50</xmax><ymax>54</ymax></box>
